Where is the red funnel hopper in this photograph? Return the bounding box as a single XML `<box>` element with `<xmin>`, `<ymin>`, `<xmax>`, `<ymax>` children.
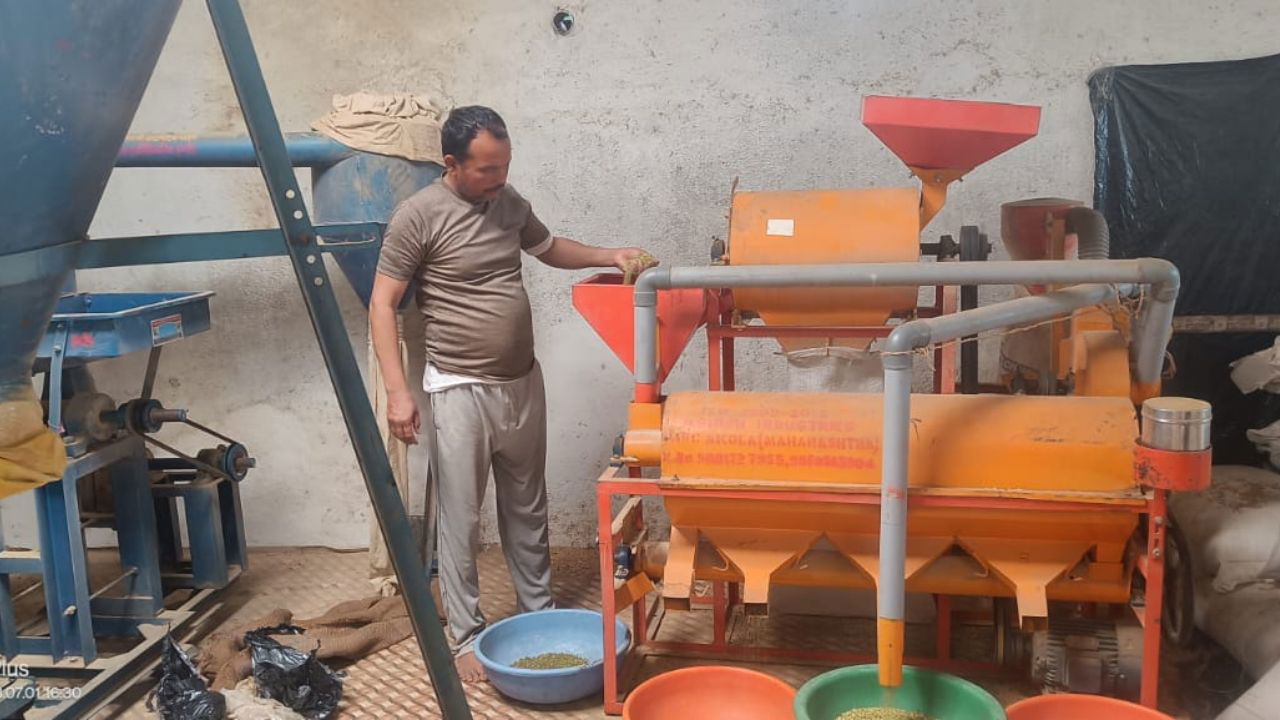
<box><xmin>862</xmin><ymin>95</ymin><xmax>1041</xmax><ymax>171</ymax></box>
<box><xmin>573</xmin><ymin>274</ymin><xmax>712</xmax><ymax>383</ymax></box>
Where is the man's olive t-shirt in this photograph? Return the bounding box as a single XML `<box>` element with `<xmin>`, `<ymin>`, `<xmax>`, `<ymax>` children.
<box><xmin>376</xmin><ymin>179</ymin><xmax>552</xmax><ymax>381</ymax></box>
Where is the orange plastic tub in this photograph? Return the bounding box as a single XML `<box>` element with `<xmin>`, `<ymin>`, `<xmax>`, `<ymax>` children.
<box><xmin>622</xmin><ymin>666</ymin><xmax>796</xmax><ymax>720</ymax></box>
<box><xmin>1006</xmin><ymin>694</ymin><xmax>1174</xmax><ymax>720</ymax></box>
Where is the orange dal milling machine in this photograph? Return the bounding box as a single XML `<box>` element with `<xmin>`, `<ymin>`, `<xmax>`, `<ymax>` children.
<box><xmin>572</xmin><ymin>96</ymin><xmax>1212</xmax><ymax>714</ymax></box>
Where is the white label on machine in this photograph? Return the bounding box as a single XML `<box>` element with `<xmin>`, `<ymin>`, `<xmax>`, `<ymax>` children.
<box><xmin>151</xmin><ymin>314</ymin><xmax>185</xmax><ymax>346</ymax></box>
<box><xmin>766</xmin><ymin>218</ymin><xmax>795</xmax><ymax>237</ymax></box>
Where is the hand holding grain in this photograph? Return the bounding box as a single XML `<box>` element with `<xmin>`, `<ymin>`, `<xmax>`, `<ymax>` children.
<box><xmin>616</xmin><ymin>249</ymin><xmax>659</xmax><ymax>284</ymax></box>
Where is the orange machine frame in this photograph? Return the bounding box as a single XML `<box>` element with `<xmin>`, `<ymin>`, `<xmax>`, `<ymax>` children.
<box><xmin>594</xmin><ymin>285</ymin><xmax>1174</xmax><ymax>715</ymax></box>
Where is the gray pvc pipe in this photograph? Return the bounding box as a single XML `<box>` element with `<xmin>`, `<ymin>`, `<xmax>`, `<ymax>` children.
<box><xmin>1135</xmin><ymin>275</ymin><xmax>1178</xmax><ymax>390</ymax></box>
<box><xmin>881</xmin><ymin>282</ymin><xmax>1135</xmax><ymax>357</ymax></box>
<box><xmin>878</xmin><ymin>361</ymin><xmax>913</xmax><ymax>620</ymax></box>
<box><xmin>876</xmin><ymin>283</ymin><xmax>1131</xmax><ymax>622</ymax></box>
<box><xmin>634</xmin><ymin>303</ymin><xmax>657</xmax><ymax>381</ymax></box>
<box><xmin>633</xmin><ymin>259</ymin><xmax>1178</xmax><ymax>386</ymax></box>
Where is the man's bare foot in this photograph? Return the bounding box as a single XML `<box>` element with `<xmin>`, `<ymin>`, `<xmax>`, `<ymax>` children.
<box><xmin>456</xmin><ymin>651</ymin><xmax>487</xmax><ymax>683</ymax></box>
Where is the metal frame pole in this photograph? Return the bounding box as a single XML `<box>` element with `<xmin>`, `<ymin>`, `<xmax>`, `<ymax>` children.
<box><xmin>1140</xmin><ymin>490</ymin><xmax>1168</xmax><ymax>708</ymax></box>
<box><xmin>203</xmin><ymin>1</ymin><xmax>470</xmax><ymax>716</ymax></box>
<box><xmin>598</xmin><ymin>483</ymin><xmax>621</xmax><ymax>713</ymax></box>
<box><xmin>957</xmin><ymin>225</ymin><xmax>990</xmax><ymax>393</ymax></box>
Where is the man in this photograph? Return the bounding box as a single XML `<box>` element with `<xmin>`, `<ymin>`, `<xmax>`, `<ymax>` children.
<box><xmin>369</xmin><ymin>106</ymin><xmax>654</xmax><ymax>682</ymax></box>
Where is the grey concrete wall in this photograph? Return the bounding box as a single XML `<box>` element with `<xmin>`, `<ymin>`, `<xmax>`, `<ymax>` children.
<box><xmin>6</xmin><ymin>0</ymin><xmax>1276</xmax><ymax>549</ymax></box>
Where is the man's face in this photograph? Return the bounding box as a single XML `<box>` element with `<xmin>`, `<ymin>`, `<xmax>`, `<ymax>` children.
<box><xmin>445</xmin><ymin>129</ymin><xmax>511</xmax><ymax>203</ymax></box>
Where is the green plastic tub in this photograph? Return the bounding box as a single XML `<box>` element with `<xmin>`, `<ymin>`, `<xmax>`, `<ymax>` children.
<box><xmin>795</xmin><ymin>665</ymin><xmax>1006</xmax><ymax>720</ymax></box>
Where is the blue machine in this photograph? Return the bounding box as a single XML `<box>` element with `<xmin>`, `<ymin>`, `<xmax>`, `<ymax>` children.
<box><xmin>2</xmin><ymin>287</ymin><xmax>252</xmax><ymax>717</ymax></box>
<box><xmin>0</xmin><ymin>0</ymin><xmax>468</xmax><ymax>717</ymax></box>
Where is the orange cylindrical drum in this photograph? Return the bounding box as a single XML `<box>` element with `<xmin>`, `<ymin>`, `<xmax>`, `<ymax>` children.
<box><xmin>660</xmin><ymin>391</ymin><xmax>1137</xmax><ymax>493</ymax></box>
<box><xmin>727</xmin><ymin>188</ymin><xmax>920</xmax><ymax>349</ymax></box>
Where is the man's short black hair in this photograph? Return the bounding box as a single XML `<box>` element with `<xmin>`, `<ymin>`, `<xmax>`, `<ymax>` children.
<box><xmin>441</xmin><ymin>106</ymin><xmax>509</xmax><ymax>162</ymax></box>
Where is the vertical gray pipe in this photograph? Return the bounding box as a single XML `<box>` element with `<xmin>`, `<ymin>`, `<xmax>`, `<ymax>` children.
<box><xmin>1134</xmin><ymin>260</ymin><xmax>1180</xmax><ymax>387</ymax></box>
<box><xmin>876</xmin><ymin>283</ymin><xmax>1133</xmax><ymax>683</ymax></box>
<box><xmin>878</xmin><ymin>354</ymin><xmax>916</xmax><ymax>624</ymax></box>
<box><xmin>634</xmin><ymin>283</ymin><xmax>659</xmax><ymax>385</ymax></box>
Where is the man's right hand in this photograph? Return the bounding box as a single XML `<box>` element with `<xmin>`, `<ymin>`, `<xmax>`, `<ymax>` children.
<box><xmin>387</xmin><ymin>390</ymin><xmax>421</xmax><ymax>445</ymax></box>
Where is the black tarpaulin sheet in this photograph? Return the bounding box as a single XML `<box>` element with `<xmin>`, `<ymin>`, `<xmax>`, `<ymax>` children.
<box><xmin>1090</xmin><ymin>55</ymin><xmax>1280</xmax><ymax>464</ymax></box>
<box><xmin>1090</xmin><ymin>53</ymin><xmax>1280</xmax><ymax>314</ymax></box>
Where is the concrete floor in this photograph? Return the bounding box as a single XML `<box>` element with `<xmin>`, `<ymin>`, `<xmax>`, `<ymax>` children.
<box><xmin>80</xmin><ymin>547</ymin><xmax>1231</xmax><ymax>719</ymax></box>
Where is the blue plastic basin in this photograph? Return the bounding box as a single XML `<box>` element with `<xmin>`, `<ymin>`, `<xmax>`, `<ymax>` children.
<box><xmin>474</xmin><ymin>608</ymin><xmax>630</xmax><ymax>705</ymax></box>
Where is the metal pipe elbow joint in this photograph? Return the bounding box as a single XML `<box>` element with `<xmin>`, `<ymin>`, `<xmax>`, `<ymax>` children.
<box><xmin>632</xmin><ymin>266</ymin><xmax>670</xmax><ymax>307</ymax></box>
<box><xmin>1136</xmin><ymin>257</ymin><xmax>1180</xmax><ymax>302</ymax></box>
<box><xmin>632</xmin><ymin>266</ymin><xmax>672</xmax><ymax>392</ymax></box>
<box><xmin>882</xmin><ymin>321</ymin><xmax>933</xmax><ymax>371</ymax></box>
<box><xmin>1132</xmin><ymin>258</ymin><xmax>1180</xmax><ymax>393</ymax></box>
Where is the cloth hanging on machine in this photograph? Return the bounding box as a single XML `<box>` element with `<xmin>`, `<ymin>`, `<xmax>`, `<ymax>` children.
<box><xmin>0</xmin><ymin>389</ymin><xmax>66</xmax><ymax>497</ymax></box>
<box><xmin>311</xmin><ymin>92</ymin><xmax>445</xmax><ymax>163</ymax></box>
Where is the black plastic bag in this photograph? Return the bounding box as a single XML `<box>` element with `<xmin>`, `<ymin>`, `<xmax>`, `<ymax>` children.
<box><xmin>1090</xmin><ymin>53</ymin><xmax>1280</xmax><ymax>317</ymax></box>
<box><xmin>147</xmin><ymin>635</ymin><xmax>225</xmax><ymax>720</ymax></box>
<box><xmin>246</xmin><ymin>624</ymin><xmax>343</xmax><ymax>720</ymax></box>
<box><xmin>1090</xmin><ymin>54</ymin><xmax>1280</xmax><ymax>462</ymax></box>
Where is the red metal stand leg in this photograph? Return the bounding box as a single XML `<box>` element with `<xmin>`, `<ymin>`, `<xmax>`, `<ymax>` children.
<box><xmin>708</xmin><ymin>329</ymin><xmax>722</xmax><ymax>391</ymax></box>
<box><xmin>599</xmin><ymin>485</ymin><xmax>623</xmax><ymax>715</ymax></box>
<box><xmin>713</xmin><ymin>581</ymin><xmax>729</xmax><ymax>650</ymax></box>
<box><xmin>936</xmin><ymin>594</ymin><xmax>952</xmax><ymax>662</ymax></box>
<box><xmin>933</xmin><ymin>346</ymin><xmax>942</xmax><ymax>394</ymax></box>
<box><xmin>1141</xmin><ymin>490</ymin><xmax>1167</xmax><ymax>709</ymax></box>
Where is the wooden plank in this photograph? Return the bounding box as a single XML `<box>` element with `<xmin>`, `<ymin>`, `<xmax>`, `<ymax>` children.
<box><xmin>1173</xmin><ymin>314</ymin><xmax>1280</xmax><ymax>334</ymax></box>
<box><xmin>610</xmin><ymin>497</ymin><xmax>644</xmax><ymax>540</ymax></box>
<box><xmin>613</xmin><ymin>574</ymin><xmax>655</xmax><ymax>613</ymax></box>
